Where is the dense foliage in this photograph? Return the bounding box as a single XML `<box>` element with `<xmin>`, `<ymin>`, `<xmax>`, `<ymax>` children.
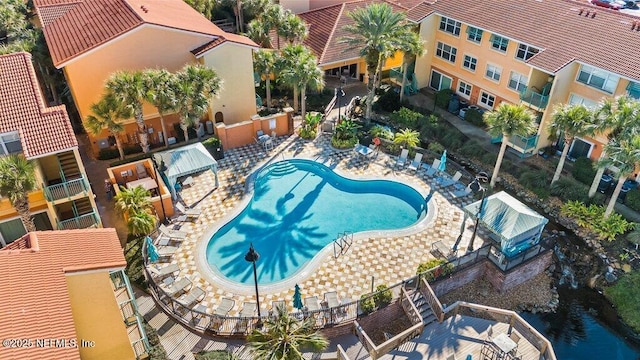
<box><xmin>560</xmin><ymin>201</ymin><xmax>634</xmax><ymax>241</ymax></box>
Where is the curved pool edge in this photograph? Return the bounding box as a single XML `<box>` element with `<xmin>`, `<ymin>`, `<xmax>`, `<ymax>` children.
<box><xmin>195</xmin><ymin>156</ymin><xmax>438</xmax><ymax>296</ymax></box>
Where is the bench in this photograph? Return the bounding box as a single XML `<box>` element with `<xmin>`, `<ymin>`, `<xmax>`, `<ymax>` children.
<box><xmin>431</xmin><ymin>240</ymin><xmax>452</xmax><ymax>259</ymax></box>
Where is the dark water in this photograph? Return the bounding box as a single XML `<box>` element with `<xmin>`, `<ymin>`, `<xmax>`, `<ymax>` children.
<box><xmin>521</xmin><ymin>287</ymin><xmax>640</xmax><ymax>360</ymax></box>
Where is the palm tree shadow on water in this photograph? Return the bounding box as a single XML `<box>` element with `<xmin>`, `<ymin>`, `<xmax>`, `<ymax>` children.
<box><xmin>216</xmin><ymin>176</ymin><xmax>330</xmax><ymax>283</ymax></box>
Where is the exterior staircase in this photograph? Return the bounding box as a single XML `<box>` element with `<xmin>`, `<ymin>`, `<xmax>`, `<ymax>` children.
<box><xmin>74</xmin><ymin>197</ymin><xmax>93</xmax><ymax>215</ymax></box>
<box><xmin>409</xmin><ymin>289</ymin><xmax>437</xmax><ymax>326</ymax></box>
<box><xmin>57</xmin><ymin>151</ymin><xmax>81</xmax><ymax>180</ymax></box>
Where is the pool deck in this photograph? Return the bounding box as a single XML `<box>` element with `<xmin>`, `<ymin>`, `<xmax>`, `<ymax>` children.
<box><xmin>153</xmin><ymin>133</ymin><xmax>490</xmax><ymax>317</ymax></box>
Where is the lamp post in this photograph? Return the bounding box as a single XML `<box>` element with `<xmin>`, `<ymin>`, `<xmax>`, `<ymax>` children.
<box><xmin>335</xmin><ymin>87</ymin><xmax>345</xmax><ymax>124</ymax></box>
<box><xmin>245</xmin><ymin>243</ymin><xmax>262</xmax><ymax>328</ymax></box>
<box><xmin>468</xmin><ymin>172</ymin><xmax>489</xmax><ymax>252</ymax></box>
<box><xmin>151</xmin><ymin>156</ymin><xmax>167</xmax><ymax>224</ymax></box>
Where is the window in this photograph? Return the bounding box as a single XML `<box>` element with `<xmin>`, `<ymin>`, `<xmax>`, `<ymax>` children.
<box><xmin>439</xmin><ymin>17</ymin><xmax>461</xmax><ymax>36</ymax></box>
<box><xmin>457</xmin><ymin>81</ymin><xmax>472</xmax><ymax>98</ymax></box>
<box><xmin>0</xmin><ymin>132</ymin><xmax>22</xmax><ymax>156</ymax></box>
<box><xmin>462</xmin><ymin>55</ymin><xmax>477</xmax><ymax>71</ymax></box>
<box><xmin>576</xmin><ymin>64</ymin><xmax>619</xmax><ymax>93</ymax></box>
<box><xmin>430</xmin><ymin>70</ymin><xmax>452</xmax><ymax>91</ymax></box>
<box><xmin>466</xmin><ymin>26</ymin><xmax>483</xmax><ymax>43</ymax></box>
<box><xmin>485</xmin><ymin>64</ymin><xmax>501</xmax><ymax>81</ymax></box>
<box><xmin>0</xmin><ymin>212</ymin><xmax>52</xmax><ymax>247</ymax></box>
<box><xmin>479</xmin><ymin>91</ymin><xmax>496</xmax><ymax>109</ymax></box>
<box><xmin>508</xmin><ymin>72</ymin><xmax>528</xmax><ymax>92</ymax></box>
<box><xmin>515</xmin><ymin>43</ymin><xmax>539</xmax><ymax>61</ymax></box>
<box><xmin>436</xmin><ymin>42</ymin><xmax>457</xmax><ymax>63</ymax></box>
<box><xmin>490</xmin><ymin>34</ymin><xmax>509</xmax><ymax>52</ymax></box>
<box><xmin>627</xmin><ymin>81</ymin><xmax>640</xmax><ymax>100</ymax></box>
<box><xmin>568</xmin><ymin>93</ymin><xmax>598</xmax><ymax>109</ymax></box>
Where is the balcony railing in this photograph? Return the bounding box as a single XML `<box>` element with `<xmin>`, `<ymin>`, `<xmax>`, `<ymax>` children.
<box><xmin>519</xmin><ymin>86</ymin><xmax>549</xmax><ymax>109</ymax></box>
<box><xmin>44</xmin><ymin>177</ymin><xmax>88</xmax><ymax>202</ymax></box>
<box><xmin>510</xmin><ymin>134</ymin><xmax>539</xmax><ymax>153</ymax></box>
<box><xmin>110</xmin><ymin>270</ymin><xmax>149</xmax><ymax>359</ymax></box>
<box><xmin>57</xmin><ymin>212</ymin><xmax>99</xmax><ymax>230</ymax></box>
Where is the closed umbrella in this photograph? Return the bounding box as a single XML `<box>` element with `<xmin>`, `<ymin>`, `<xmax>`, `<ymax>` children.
<box><xmin>293</xmin><ymin>284</ymin><xmax>303</xmax><ymax>310</ymax></box>
<box><xmin>438</xmin><ymin>150</ymin><xmax>447</xmax><ymax>172</ymax></box>
<box><xmin>145</xmin><ymin>236</ymin><xmax>159</xmax><ymax>263</ymax></box>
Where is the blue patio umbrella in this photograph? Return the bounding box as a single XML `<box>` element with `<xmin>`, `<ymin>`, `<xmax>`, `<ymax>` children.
<box><xmin>438</xmin><ymin>150</ymin><xmax>447</xmax><ymax>172</ymax></box>
<box><xmin>145</xmin><ymin>236</ymin><xmax>159</xmax><ymax>263</ymax></box>
<box><xmin>293</xmin><ymin>284</ymin><xmax>303</xmax><ymax>310</ymax></box>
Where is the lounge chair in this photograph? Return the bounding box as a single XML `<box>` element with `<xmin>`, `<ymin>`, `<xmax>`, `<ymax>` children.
<box><xmin>240</xmin><ymin>302</ymin><xmax>257</xmax><ymax>317</ymax></box>
<box><xmin>215</xmin><ymin>298</ymin><xmax>235</xmax><ymax>316</ymax></box>
<box><xmin>157</xmin><ymin>246</ymin><xmax>178</xmax><ymax>259</ymax></box>
<box><xmin>395</xmin><ymin>149</ymin><xmax>409</xmax><ymax>168</ymax></box>
<box><xmin>407</xmin><ymin>153</ymin><xmax>423</xmax><ymax>172</ymax></box>
<box><xmin>451</xmin><ymin>186</ymin><xmax>472</xmax><ymax>198</ymax></box>
<box><xmin>304</xmin><ymin>296</ymin><xmax>321</xmax><ymax>312</ymax></box>
<box><xmin>157</xmin><ymin>235</ymin><xmax>183</xmax><ymax>247</ymax></box>
<box><xmin>159</xmin><ymin>224</ymin><xmax>188</xmax><ymax>239</ymax></box>
<box><xmin>175</xmin><ymin>202</ymin><xmax>201</xmax><ymax>220</ymax></box>
<box><xmin>181</xmin><ymin>176</ymin><xmax>194</xmax><ymax>188</ymax></box>
<box><xmin>438</xmin><ymin>171</ymin><xmax>462</xmax><ymax>187</ymax></box>
<box><xmin>178</xmin><ymin>286</ymin><xmax>205</xmax><ymax>308</ymax></box>
<box><xmin>162</xmin><ymin>277</ymin><xmax>191</xmax><ymax>297</ymax></box>
<box><xmin>446</xmin><ymin>354</ymin><xmax>457</xmax><ymax>360</ymax></box>
<box><xmin>149</xmin><ymin>263</ymin><xmax>179</xmax><ymax>279</ymax></box>
<box><xmin>324</xmin><ymin>291</ymin><xmax>340</xmax><ymax>309</ymax></box>
<box><xmin>425</xmin><ymin>159</ymin><xmax>441</xmax><ymax>177</ymax></box>
<box><xmin>270</xmin><ymin>300</ymin><xmax>286</xmax><ymax>317</ymax></box>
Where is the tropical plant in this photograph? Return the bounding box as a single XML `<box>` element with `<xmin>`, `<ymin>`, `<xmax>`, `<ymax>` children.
<box><xmin>0</xmin><ymin>0</ymin><xmax>37</xmax><ymax>54</ymax></box>
<box><xmin>398</xmin><ymin>30</ymin><xmax>424</xmax><ymax>103</ymax></box>
<box><xmin>277</xmin><ymin>10</ymin><xmax>308</xmax><ymax>45</ymax></box>
<box><xmin>253</xmin><ymin>50</ymin><xmax>276</xmax><ymax>111</ymax></box>
<box><xmin>114</xmin><ymin>185</ymin><xmax>153</xmax><ymax>216</ymax></box>
<box><xmin>127</xmin><ymin>209</ymin><xmax>157</xmax><ymax>236</ymax></box>
<box><xmin>393</xmin><ymin>128</ymin><xmax>420</xmax><ymax>149</ymax></box>
<box><xmin>85</xmin><ymin>94</ymin><xmax>132</xmax><ymax>160</ymax></box>
<box><xmin>246</xmin><ymin>4</ymin><xmax>303</xmax><ymax>49</ymax></box>
<box><xmin>333</xmin><ymin>118</ymin><xmax>360</xmax><ymax>141</ymax></box>
<box><xmin>359</xmin><ymin>294</ymin><xmax>375</xmax><ymax>315</ymax></box>
<box><xmin>484</xmin><ymin>103</ymin><xmax>537</xmax><ymax>187</ymax></box>
<box><xmin>105</xmin><ymin>71</ymin><xmax>150</xmax><ymax>152</ymax></box>
<box><xmin>416</xmin><ymin>258</ymin><xmax>447</xmax><ymax>274</ymax></box>
<box><xmin>278</xmin><ymin>45</ymin><xmax>324</xmax><ymax>119</ymax></box>
<box><xmin>183</xmin><ymin>0</ymin><xmax>216</xmax><ymax>19</ymax></box>
<box><xmin>173</xmin><ymin>64</ymin><xmax>222</xmax><ymax>142</ymax></box>
<box><xmin>572</xmin><ymin>157</ymin><xmax>596</xmax><ymax>185</ymax></box>
<box><xmin>390</xmin><ymin>107</ymin><xmax>423</xmax><ymax>129</ymax></box>
<box><xmin>341</xmin><ymin>3</ymin><xmax>416</xmax><ymax>119</ymax></box>
<box><xmin>0</xmin><ymin>155</ymin><xmax>37</xmax><ymax>232</ymax></box>
<box><xmin>372</xmin><ymin>284</ymin><xmax>392</xmax><ymax>307</ymax></box>
<box><xmin>560</xmin><ymin>200</ymin><xmax>634</xmax><ymax>241</ymax></box>
<box><xmin>299</xmin><ymin>112</ymin><xmax>321</xmax><ymax>140</ymax></box>
<box><xmin>143</xmin><ymin>68</ymin><xmax>177</xmax><ymax>148</ymax></box>
<box><xmin>547</xmin><ymin>103</ymin><xmax>595</xmax><ymax>184</ymax></box>
<box><xmin>589</xmin><ymin>96</ymin><xmax>640</xmax><ymax>197</ymax></box>
<box><xmin>598</xmin><ymin>136</ymin><xmax>640</xmax><ymax>217</ymax></box>
<box><xmin>247</xmin><ymin>306</ymin><xmax>328</xmax><ymax>360</ymax></box>
<box><xmin>369</xmin><ymin>125</ymin><xmax>394</xmax><ymax>140</ymax></box>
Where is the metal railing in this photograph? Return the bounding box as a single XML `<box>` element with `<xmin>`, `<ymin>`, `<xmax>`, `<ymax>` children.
<box><xmin>110</xmin><ymin>270</ymin><xmax>150</xmax><ymax>359</ymax></box>
<box><xmin>57</xmin><ymin>212</ymin><xmax>99</xmax><ymax>230</ymax></box>
<box><xmin>333</xmin><ymin>231</ymin><xmax>353</xmax><ymax>258</ymax></box>
<box><xmin>519</xmin><ymin>86</ymin><xmax>549</xmax><ymax>109</ymax></box>
<box><xmin>43</xmin><ymin>177</ymin><xmax>88</xmax><ymax>202</ymax></box>
<box><xmin>418</xmin><ymin>278</ymin><xmax>444</xmax><ymax>322</ymax></box>
<box><xmin>510</xmin><ymin>134</ymin><xmax>539</xmax><ymax>153</ymax></box>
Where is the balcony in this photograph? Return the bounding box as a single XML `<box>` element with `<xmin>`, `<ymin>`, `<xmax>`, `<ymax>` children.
<box><xmin>43</xmin><ymin>176</ymin><xmax>89</xmax><ymax>202</ymax></box>
<box><xmin>57</xmin><ymin>212</ymin><xmax>99</xmax><ymax>230</ymax></box>
<box><xmin>519</xmin><ymin>86</ymin><xmax>549</xmax><ymax>109</ymax></box>
<box><xmin>490</xmin><ymin>134</ymin><xmax>539</xmax><ymax>158</ymax></box>
<box><xmin>110</xmin><ymin>270</ymin><xmax>149</xmax><ymax>359</ymax></box>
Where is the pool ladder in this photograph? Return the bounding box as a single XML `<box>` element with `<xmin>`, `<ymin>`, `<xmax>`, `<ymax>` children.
<box><xmin>333</xmin><ymin>231</ymin><xmax>353</xmax><ymax>259</ymax></box>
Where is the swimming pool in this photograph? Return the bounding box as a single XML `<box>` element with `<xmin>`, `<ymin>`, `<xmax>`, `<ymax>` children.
<box><xmin>205</xmin><ymin>159</ymin><xmax>426</xmax><ymax>285</ymax></box>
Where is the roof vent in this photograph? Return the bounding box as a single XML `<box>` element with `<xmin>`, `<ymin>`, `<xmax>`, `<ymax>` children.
<box><xmin>140</xmin><ymin>5</ymin><xmax>149</xmax><ymax>13</ymax></box>
<box><xmin>578</xmin><ymin>8</ymin><xmax>584</xmax><ymax>15</ymax></box>
<box><xmin>633</xmin><ymin>21</ymin><xmax>637</xmax><ymax>31</ymax></box>
<box><xmin>591</xmin><ymin>11</ymin><xmax>596</xmax><ymax>18</ymax></box>
<box><xmin>584</xmin><ymin>9</ymin><xmax>590</xmax><ymax>17</ymax></box>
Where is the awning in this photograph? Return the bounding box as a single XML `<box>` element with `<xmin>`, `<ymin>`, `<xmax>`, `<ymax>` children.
<box><xmin>153</xmin><ymin>142</ymin><xmax>218</xmax><ymax>199</ymax></box>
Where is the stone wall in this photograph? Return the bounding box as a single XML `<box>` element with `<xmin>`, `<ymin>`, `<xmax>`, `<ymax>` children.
<box><xmin>431</xmin><ymin>261</ymin><xmax>486</xmax><ymax>298</ymax></box>
<box><xmin>490</xmin><ymin>251</ymin><xmax>553</xmax><ymax>292</ymax></box>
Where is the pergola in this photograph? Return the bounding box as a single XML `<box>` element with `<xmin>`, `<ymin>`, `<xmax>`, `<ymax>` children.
<box><xmin>154</xmin><ymin>142</ymin><xmax>219</xmax><ymax>199</ymax></box>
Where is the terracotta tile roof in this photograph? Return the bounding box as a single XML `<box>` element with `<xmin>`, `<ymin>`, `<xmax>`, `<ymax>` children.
<box><xmin>191</xmin><ymin>33</ymin><xmax>259</xmax><ymax>57</ymax></box>
<box><xmin>407</xmin><ymin>0</ymin><xmax>640</xmax><ymax>80</ymax></box>
<box><xmin>298</xmin><ymin>0</ymin><xmax>408</xmax><ymax>66</ymax></box>
<box><xmin>36</xmin><ymin>0</ymin><xmax>255</xmax><ymax>66</ymax></box>
<box><xmin>0</xmin><ymin>52</ymin><xmax>77</xmax><ymax>159</ymax></box>
<box><xmin>0</xmin><ymin>229</ymin><xmax>126</xmax><ymax>360</ymax></box>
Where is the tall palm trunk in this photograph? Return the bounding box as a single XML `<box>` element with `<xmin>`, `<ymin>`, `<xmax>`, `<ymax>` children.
<box><xmin>293</xmin><ymin>86</ymin><xmax>299</xmax><ymax>112</ymax></box>
<box><xmin>589</xmin><ymin>151</ymin><xmax>607</xmax><ymax>197</ymax></box>
<box><xmin>265</xmin><ymin>74</ymin><xmax>272</xmax><ymax>111</ymax></box>
<box><xmin>552</xmin><ymin>137</ymin><xmax>572</xmax><ymax>184</ymax></box>
<box><xmin>491</xmin><ymin>135</ymin><xmax>509</xmax><ymax>187</ymax></box>
<box><xmin>113</xmin><ymin>131</ymin><xmax>125</xmax><ymax>160</ymax></box>
<box><xmin>134</xmin><ymin>107</ymin><xmax>149</xmax><ymax>152</ymax></box>
<box><xmin>399</xmin><ymin>60</ymin><xmax>408</xmax><ymax>103</ymax></box>
<box><xmin>605</xmin><ymin>176</ymin><xmax>626</xmax><ymax>217</ymax></box>
<box><xmin>300</xmin><ymin>86</ymin><xmax>307</xmax><ymax>120</ymax></box>
<box><xmin>182</xmin><ymin>122</ymin><xmax>190</xmax><ymax>142</ymax></box>
<box><xmin>159</xmin><ymin>113</ymin><xmax>169</xmax><ymax>148</ymax></box>
<box><xmin>15</xmin><ymin>196</ymin><xmax>36</xmax><ymax>232</ymax></box>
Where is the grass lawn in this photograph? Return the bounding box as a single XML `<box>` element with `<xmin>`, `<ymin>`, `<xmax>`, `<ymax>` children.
<box><xmin>604</xmin><ymin>270</ymin><xmax>640</xmax><ymax>333</ymax></box>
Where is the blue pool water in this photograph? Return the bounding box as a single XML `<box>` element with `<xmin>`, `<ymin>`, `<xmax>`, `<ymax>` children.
<box><xmin>206</xmin><ymin>159</ymin><xmax>426</xmax><ymax>285</ymax></box>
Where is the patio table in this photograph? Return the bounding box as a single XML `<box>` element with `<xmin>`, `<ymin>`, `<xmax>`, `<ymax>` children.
<box><xmin>492</xmin><ymin>333</ymin><xmax>517</xmax><ymax>357</ymax></box>
<box><xmin>126</xmin><ymin>177</ymin><xmax>157</xmax><ymax>190</ymax></box>
<box><xmin>354</xmin><ymin>144</ymin><xmax>374</xmax><ymax>158</ymax></box>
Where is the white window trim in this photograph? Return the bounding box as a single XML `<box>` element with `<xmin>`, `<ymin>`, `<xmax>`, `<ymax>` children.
<box><xmin>507</xmin><ymin>71</ymin><xmax>528</xmax><ymax>93</ymax></box>
<box><xmin>515</xmin><ymin>43</ymin><xmax>540</xmax><ymax>62</ymax></box>
<box><xmin>485</xmin><ymin>63</ymin><xmax>502</xmax><ymax>83</ymax></box>
<box><xmin>575</xmin><ymin>64</ymin><xmax>620</xmax><ymax>94</ymax></box>
<box><xmin>435</xmin><ymin>42</ymin><xmax>457</xmax><ymax>63</ymax></box>
<box><xmin>478</xmin><ymin>91</ymin><xmax>497</xmax><ymax>110</ymax></box>
<box><xmin>439</xmin><ymin>16</ymin><xmax>461</xmax><ymax>36</ymax></box>
<box><xmin>568</xmin><ymin>137</ymin><xmax>595</xmax><ymax>160</ymax></box>
<box><xmin>429</xmin><ymin>70</ymin><xmax>452</xmax><ymax>91</ymax></box>
<box><xmin>0</xmin><ymin>131</ymin><xmax>22</xmax><ymax>155</ymax></box>
<box><xmin>457</xmin><ymin>81</ymin><xmax>472</xmax><ymax>99</ymax></box>
<box><xmin>462</xmin><ymin>54</ymin><xmax>477</xmax><ymax>72</ymax></box>
<box><xmin>490</xmin><ymin>34</ymin><xmax>509</xmax><ymax>53</ymax></box>
<box><xmin>466</xmin><ymin>26</ymin><xmax>483</xmax><ymax>44</ymax></box>
<box><xmin>567</xmin><ymin>93</ymin><xmax>598</xmax><ymax>110</ymax></box>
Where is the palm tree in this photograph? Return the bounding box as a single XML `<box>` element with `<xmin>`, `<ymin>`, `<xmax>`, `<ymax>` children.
<box><xmin>484</xmin><ymin>103</ymin><xmax>537</xmax><ymax>187</ymax></box>
<box><xmin>0</xmin><ymin>0</ymin><xmax>37</xmax><ymax>54</ymax></box>
<box><xmin>253</xmin><ymin>50</ymin><xmax>276</xmax><ymax>111</ymax></box>
<box><xmin>276</xmin><ymin>44</ymin><xmax>307</xmax><ymax>112</ymax></box>
<box><xmin>547</xmin><ymin>103</ymin><xmax>595</xmax><ymax>184</ymax></box>
<box><xmin>143</xmin><ymin>68</ymin><xmax>177</xmax><ymax>148</ymax></box>
<box><xmin>398</xmin><ymin>30</ymin><xmax>424</xmax><ymax>103</ymax></box>
<box><xmin>114</xmin><ymin>185</ymin><xmax>153</xmax><ymax>216</ymax></box>
<box><xmin>85</xmin><ymin>94</ymin><xmax>132</xmax><ymax>160</ymax></box>
<box><xmin>277</xmin><ymin>10</ymin><xmax>308</xmax><ymax>45</ymax></box>
<box><xmin>246</xmin><ymin>3</ymin><xmax>283</xmax><ymax>49</ymax></box>
<box><xmin>105</xmin><ymin>71</ymin><xmax>150</xmax><ymax>152</ymax></box>
<box><xmin>599</xmin><ymin>137</ymin><xmax>640</xmax><ymax>217</ymax></box>
<box><xmin>173</xmin><ymin>64</ymin><xmax>222</xmax><ymax>142</ymax></box>
<box><xmin>341</xmin><ymin>3</ymin><xmax>415</xmax><ymax>119</ymax></box>
<box><xmin>588</xmin><ymin>96</ymin><xmax>640</xmax><ymax>197</ymax></box>
<box><xmin>247</xmin><ymin>306</ymin><xmax>328</xmax><ymax>360</ymax></box>
<box><xmin>393</xmin><ymin>128</ymin><xmax>420</xmax><ymax>149</ymax></box>
<box><xmin>0</xmin><ymin>155</ymin><xmax>37</xmax><ymax>232</ymax></box>
<box><xmin>127</xmin><ymin>209</ymin><xmax>157</xmax><ymax>236</ymax></box>
<box><xmin>279</xmin><ymin>46</ymin><xmax>324</xmax><ymax>119</ymax></box>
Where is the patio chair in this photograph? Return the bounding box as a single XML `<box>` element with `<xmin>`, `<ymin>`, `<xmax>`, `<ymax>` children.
<box><xmin>324</xmin><ymin>291</ymin><xmax>341</xmax><ymax>309</ymax></box>
<box><xmin>136</xmin><ymin>163</ymin><xmax>149</xmax><ymax>179</ymax></box>
<box><xmin>157</xmin><ymin>246</ymin><xmax>178</xmax><ymax>259</ymax></box>
<box><xmin>159</xmin><ymin>224</ymin><xmax>188</xmax><ymax>240</ymax></box>
<box><xmin>215</xmin><ymin>298</ymin><xmax>235</xmax><ymax>316</ymax></box>
<box><xmin>509</xmin><ymin>332</ymin><xmax>521</xmax><ymax>355</ymax></box>
<box><xmin>157</xmin><ymin>235</ymin><xmax>183</xmax><ymax>247</ymax></box>
<box><xmin>257</xmin><ymin>130</ymin><xmax>264</xmax><ymax>137</ymax></box>
<box><xmin>425</xmin><ymin>159</ymin><xmax>441</xmax><ymax>177</ymax></box>
<box><xmin>240</xmin><ymin>302</ymin><xmax>257</xmax><ymax>317</ymax></box>
<box><xmin>270</xmin><ymin>300</ymin><xmax>286</xmax><ymax>317</ymax></box>
<box><xmin>451</xmin><ymin>186</ymin><xmax>472</xmax><ymax>198</ymax></box>
<box><xmin>178</xmin><ymin>286</ymin><xmax>205</xmax><ymax>308</ymax></box>
<box><xmin>304</xmin><ymin>296</ymin><xmax>321</xmax><ymax>312</ymax></box>
<box><xmin>181</xmin><ymin>176</ymin><xmax>194</xmax><ymax>188</ymax></box>
<box><xmin>162</xmin><ymin>277</ymin><xmax>192</xmax><ymax>297</ymax></box>
<box><xmin>263</xmin><ymin>138</ymin><xmax>274</xmax><ymax>151</ymax></box>
<box><xmin>175</xmin><ymin>202</ymin><xmax>201</xmax><ymax>220</ymax></box>
<box><xmin>149</xmin><ymin>263</ymin><xmax>179</xmax><ymax>280</ymax></box>
<box><xmin>438</xmin><ymin>171</ymin><xmax>462</xmax><ymax>187</ymax></box>
<box><xmin>407</xmin><ymin>153</ymin><xmax>423</xmax><ymax>172</ymax></box>
<box><xmin>395</xmin><ymin>149</ymin><xmax>409</xmax><ymax>168</ymax></box>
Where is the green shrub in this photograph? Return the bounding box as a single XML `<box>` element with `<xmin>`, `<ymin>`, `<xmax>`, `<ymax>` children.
<box><xmin>202</xmin><ymin>136</ymin><xmax>221</xmax><ymax>148</ymax></box>
<box><xmin>372</xmin><ymin>284</ymin><xmax>393</xmax><ymax>307</ymax></box>
<box><xmin>144</xmin><ymin>322</ymin><xmax>169</xmax><ymax>360</ymax></box>
<box><xmin>428</xmin><ymin>142</ymin><xmax>445</xmax><ymax>154</ymax></box>
<box><xmin>97</xmin><ymin>148</ymin><xmax>121</xmax><ymax>160</ymax></box>
<box><xmin>440</xmin><ymin>128</ymin><xmax>465</xmax><ymax>151</ymax></box>
<box><xmin>605</xmin><ymin>271</ymin><xmax>640</xmax><ymax>333</ymax></box>
<box><xmin>369</xmin><ymin>125</ymin><xmax>394</xmax><ymax>140</ymax></box>
<box><xmin>434</xmin><ymin>88</ymin><xmax>453</xmax><ymax>109</ymax></box>
<box><xmin>519</xmin><ymin>170</ymin><xmax>551</xmax><ymax>189</ymax></box>
<box><xmin>393</xmin><ymin>128</ymin><xmax>420</xmax><ymax>149</ymax></box>
<box><xmin>299</xmin><ymin>127</ymin><xmax>317</xmax><ymax>140</ymax></box>
<box><xmin>464</xmin><ymin>109</ymin><xmax>484</xmax><ymax>127</ymax></box>
<box><xmin>560</xmin><ymin>200</ymin><xmax>634</xmax><ymax>241</ymax></box>
<box><xmin>299</xmin><ymin>112</ymin><xmax>322</xmax><ymax>141</ymax></box>
<box><xmin>390</xmin><ymin>107</ymin><xmax>423</xmax><ymax>130</ymax></box>
<box><xmin>481</xmin><ymin>152</ymin><xmax>498</xmax><ymax>166</ymax></box>
<box><xmin>374</xmin><ymin>89</ymin><xmax>401</xmax><ymax>112</ymax></box>
<box><xmin>124</xmin><ymin>144</ymin><xmax>143</xmax><ymax>155</ymax></box>
<box><xmin>626</xmin><ymin>189</ymin><xmax>640</xmax><ymax>212</ymax></box>
<box><xmin>551</xmin><ymin>178</ymin><xmax>590</xmax><ymax>203</ymax></box>
<box><xmin>416</xmin><ymin>258</ymin><xmax>446</xmax><ymax>274</ymax></box>
<box><xmin>194</xmin><ymin>351</ymin><xmax>236</xmax><ymax>360</ymax></box>
<box><xmin>459</xmin><ymin>141</ymin><xmax>483</xmax><ymax>158</ymax></box>
<box><xmin>331</xmin><ymin>136</ymin><xmax>358</xmax><ymax>149</ymax></box>
<box><xmin>572</xmin><ymin>157</ymin><xmax>596</xmax><ymax>185</ymax></box>
<box><xmin>359</xmin><ymin>294</ymin><xmax>375</xmax><ymax>315</ymax></box>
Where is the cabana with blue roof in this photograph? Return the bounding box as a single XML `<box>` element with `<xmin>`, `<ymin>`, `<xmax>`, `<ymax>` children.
<box><xmin>463</xmin><ymin>191</ymin><xmax>548</xmax><ymax>257</ymax></box>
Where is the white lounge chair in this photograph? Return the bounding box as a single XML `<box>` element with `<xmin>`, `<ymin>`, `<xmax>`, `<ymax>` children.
<box><xmin>175</xmin><ymin>202</ymin><xmax>201</xmax><ymax>221</ymax></box>
<box><xmin>240</xmin><ymin>302</ymin><xmax>257</xmax><ymax>317</ymax></box>
<box><xmin>163</xmin><ymin>277</ymin><xmax>191</xmax><ymax>297</ymax></box>
<box><xmin>157</xmin><ymin>246</ymin><xmax>178</xmax><ymax>259</ymax></box>
<box><xmin>439</xmin><ymin>171</ymin><xmax>462</xmax><ymax>187</ymax></box>
<box><xmin>324</xmin><ymin>291</ymin><xmax>341</xmax><ymax>308</ymax></box>
<box><xmin>150</xmin><ymin>263</ymin><xmax>179</xmax><ymax>279</ymax></box>
<box><xmin>407</xmin><ymin>153</ymin><xmax>423</xmax><ymax>172</ymax></box>
<box><xmin>395</xmin><ymin>149</ymin><xmax>409</xmax><ymax>168</ymax></box>
<box><xmin>451</xmin><ymin>186</ymin><xmax>472</xmax><ymax>198</ymax></box>
<box><xmin>425</xmin><ymin>159</ymin><xmax>441</xmax><ymax>177</ymax></box>
<box><xmin>178</xmin><ymin>286</ymin><xmax>205</xmax><ymax>308</ymax></box>
<box><xmin>215</xmin><ymin>298</ymin><xmax>235</xmax><ymax>316</ymax></box>
<box><xmin>181</xmin><ymin>176</ymin><xmax>194</xmax><ymax>188</ymax></box>
<box><xmin>159</xmin><ymin>224</ymin><xmax>188</xmax><ymax>239</ymax></box>
<box><xmin>304</xmin><ymin>296</ymin><xmax>321</xmax><ymax>312</ymax></box>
